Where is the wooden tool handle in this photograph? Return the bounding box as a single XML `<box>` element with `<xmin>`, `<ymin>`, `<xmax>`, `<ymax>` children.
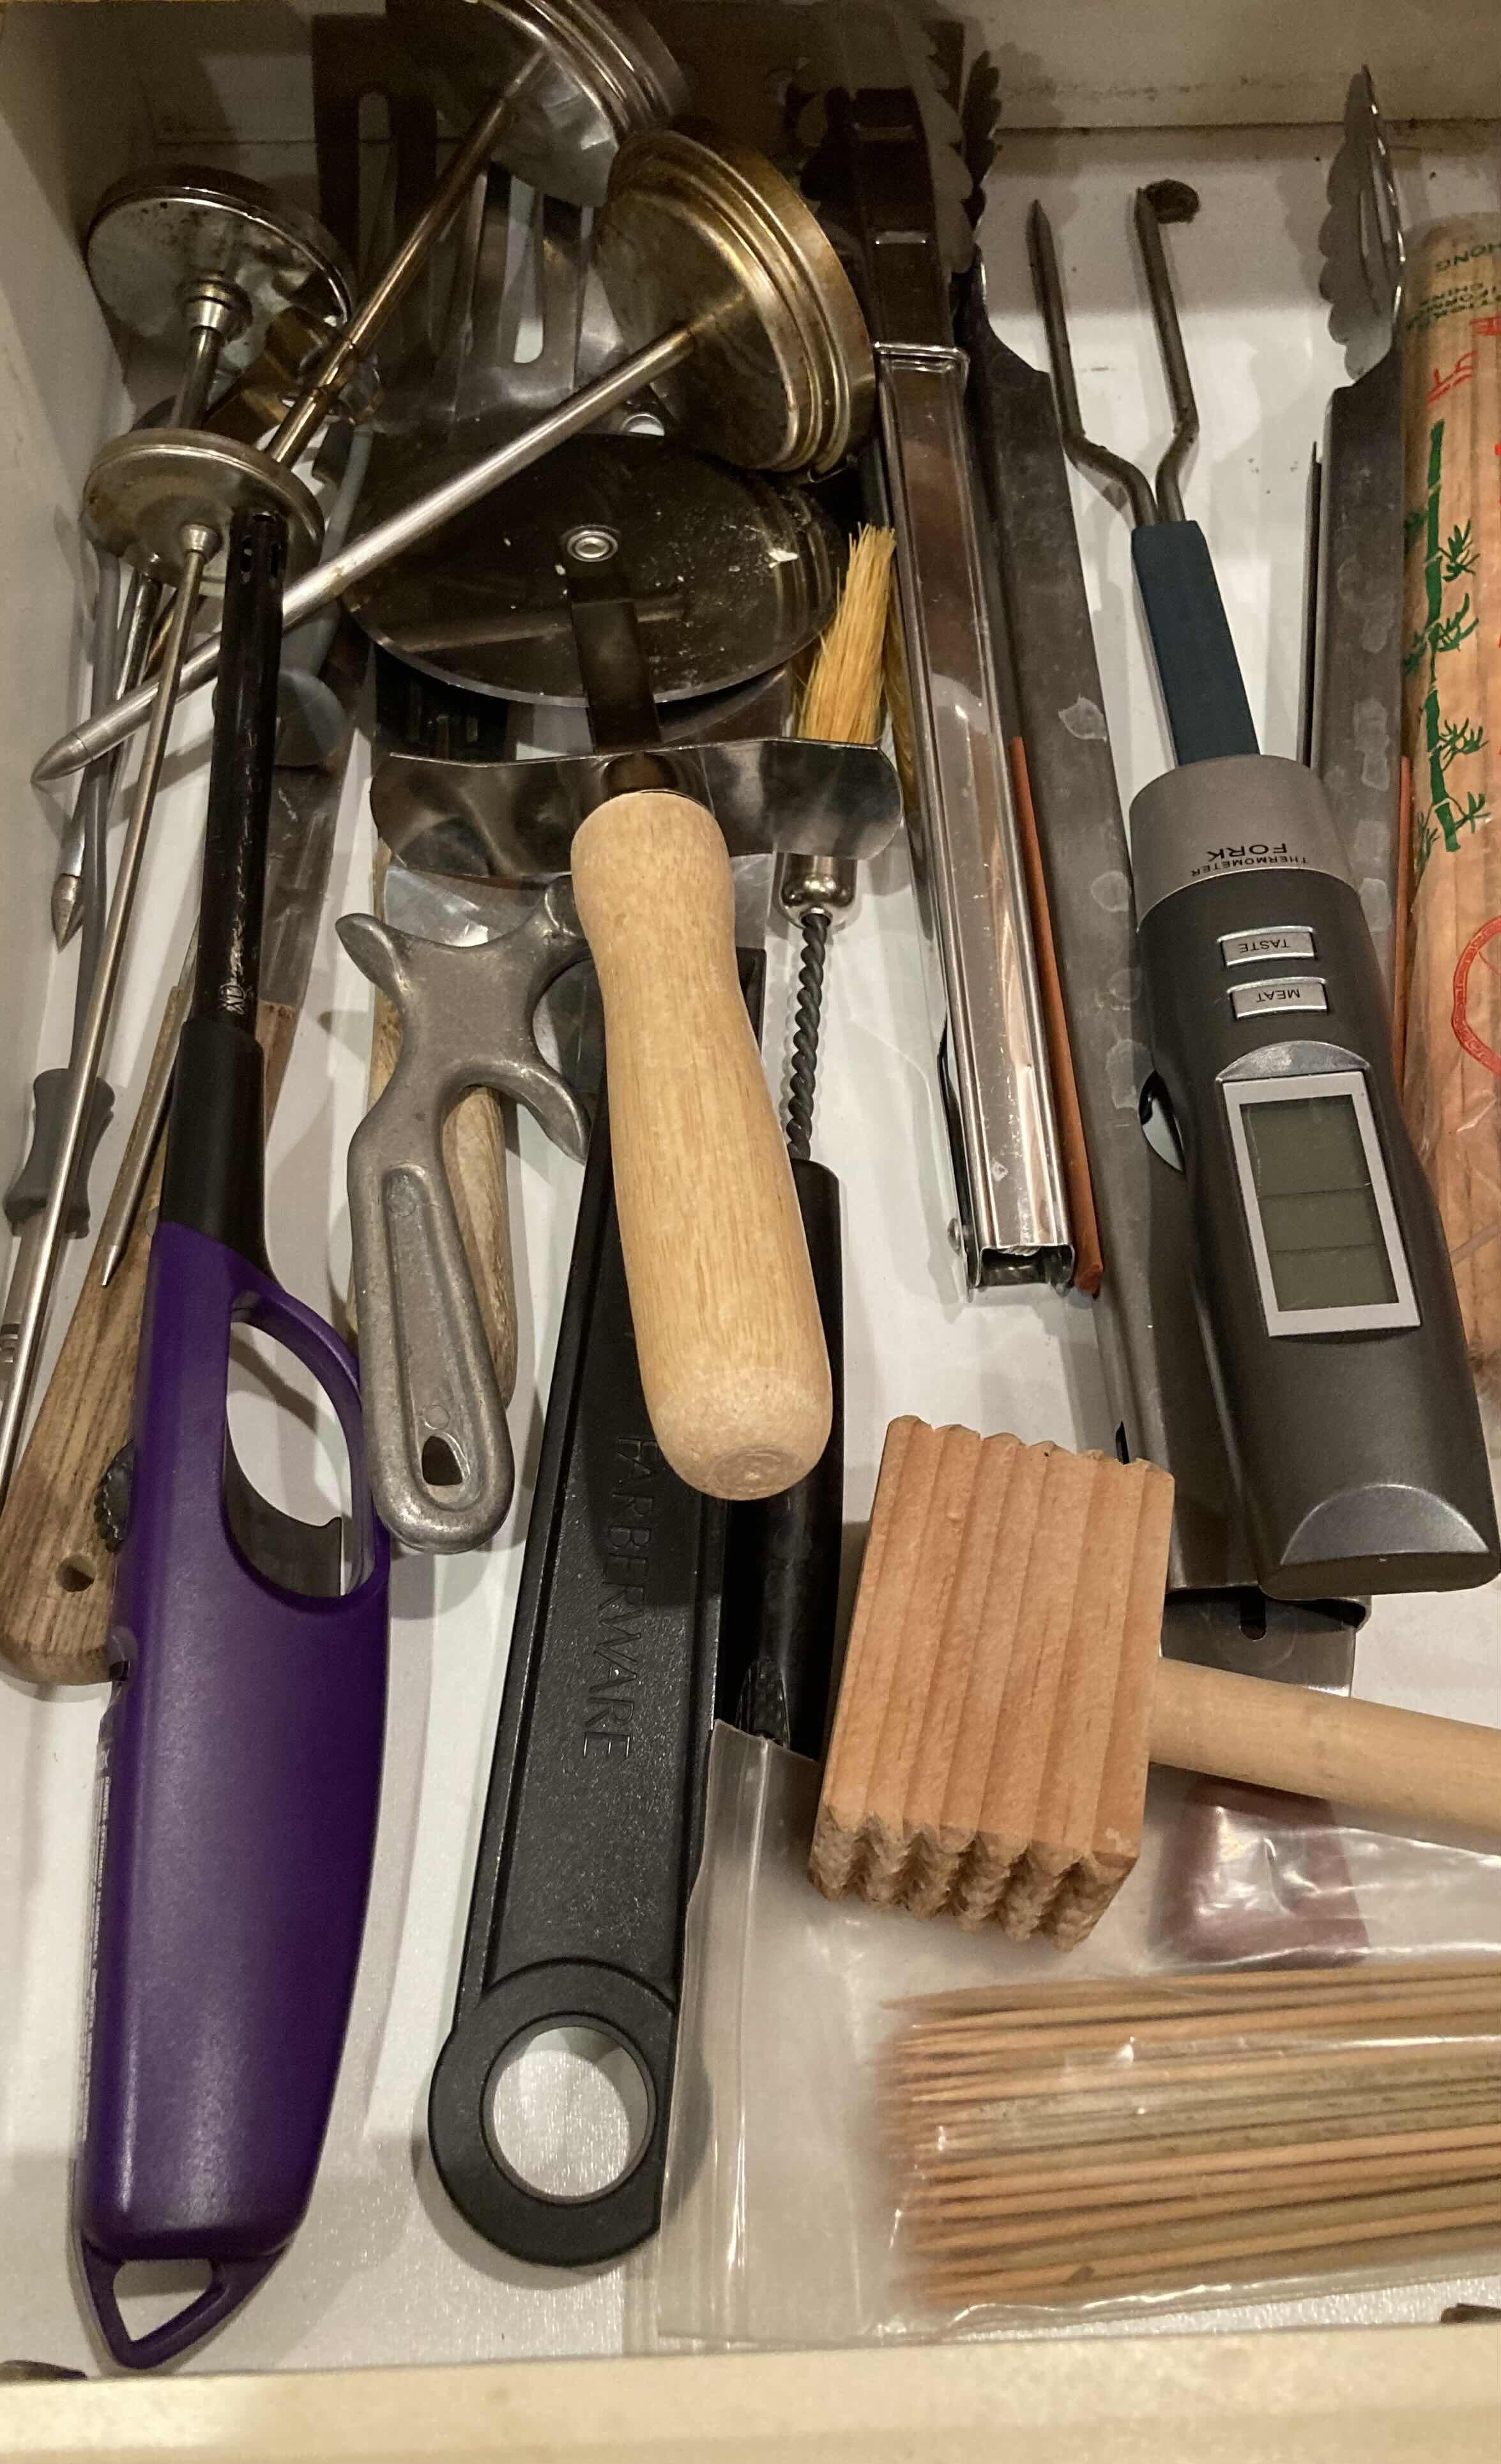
<box><xmin>0</xmin><ymin>997</ymin><xmax>300</xmax><ymax>1686</ymax></box>
<box><xmin>1149</xmin><ymin>1659</ymin><xmax>1501</xmax><ymax>1839</ymax></box>
<box><xmin>571</xmin><ymin>791</ymin><xmax>830</xmax><ymax>1500</ymax></box>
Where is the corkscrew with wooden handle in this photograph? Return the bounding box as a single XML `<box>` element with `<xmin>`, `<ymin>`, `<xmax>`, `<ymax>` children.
<box><xmin>364</xmin><ymin>597</ymin><xmax>901</xmax><ymax>1519</ymax></box>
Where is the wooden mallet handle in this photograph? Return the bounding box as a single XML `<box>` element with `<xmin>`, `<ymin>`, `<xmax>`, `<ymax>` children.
<box><xmin>571</xmin><ymin>791</ymin><xmax>831</xmax><ymax>1500</ymax></box>
<box><xmin>1150</xmin><ymin>1659</ymin><xmax>1501</xmax><ymax>1838</ymax></box>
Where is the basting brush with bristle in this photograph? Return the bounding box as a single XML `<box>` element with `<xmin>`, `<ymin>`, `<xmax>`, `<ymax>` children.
<box><xmin>718</xmin><ymin>528</ymin><xmax>897</xmax><ymax>1760</ymax></box>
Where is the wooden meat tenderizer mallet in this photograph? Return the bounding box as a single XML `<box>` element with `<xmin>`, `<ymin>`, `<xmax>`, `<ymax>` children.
<box><xmin>812</xmin><ymin>1418</ymin><xmax>1501</xmax><ymax>1946</ymax></box>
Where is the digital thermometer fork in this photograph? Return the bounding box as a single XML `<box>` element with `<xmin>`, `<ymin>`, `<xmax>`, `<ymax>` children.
<box><xmin>1032</xmin><ymin>185</ymin><xmax>1498</xmax><ymax>1600</ymax></box>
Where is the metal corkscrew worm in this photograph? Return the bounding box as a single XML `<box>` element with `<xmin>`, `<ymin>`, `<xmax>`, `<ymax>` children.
<box><xmin>785</xmin><ymin>900</ymin><xmax>832</xmax><ymax>1164</ymax></box>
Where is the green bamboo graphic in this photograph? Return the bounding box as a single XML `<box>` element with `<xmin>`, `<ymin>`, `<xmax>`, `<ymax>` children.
<box><xmin>1405</xmin><ymin>417</ymin><xmax>1487</xmax><ymax>872</ymax></box>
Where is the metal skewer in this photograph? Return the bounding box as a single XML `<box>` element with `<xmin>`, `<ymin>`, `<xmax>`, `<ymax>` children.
<box><xmin>47</xmin><ymin>171</ymin><xmax>356</xmax><ymax>939</ymax></box>
<box><xmin>0</xmin><ymin>437</ymin><xmax>324</xmax><ymax>1505</ymax></box>
<box><xmin>3</xmin><ymin>178</ymin><xmax>351</xmax><ymax>1461</ymax></box>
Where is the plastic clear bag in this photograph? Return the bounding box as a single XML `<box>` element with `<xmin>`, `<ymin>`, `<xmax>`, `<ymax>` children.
<box><xmin>654</xmin><ymin>1725</ymin><xmax>1501</xmax><ymax>2347</ymax></box>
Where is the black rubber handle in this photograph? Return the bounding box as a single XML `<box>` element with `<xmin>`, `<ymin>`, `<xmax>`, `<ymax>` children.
<box><xmin>1131</xmin><ymin>521</ymin><xmax>1259</xmax><ymax>766</ymax></box>
<box><xmin>160</xmin><ymin>507</ymin><xmax>286</xmax><ymax>1272</ymax></box>
<box><xmin>4</xmin><ymin>1070</ymin><xmax>114</xmax><ymax>1236</ymax></box>
<box><xmin>719</xmin><ymin>1157</ymin><xmax>844</xmax><ymax>1759</ymax></box>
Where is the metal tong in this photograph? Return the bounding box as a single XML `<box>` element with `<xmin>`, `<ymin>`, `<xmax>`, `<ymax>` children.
<box><xmin>1306</xmin><ymin>67</ymin><xmax>1408</xmax><ymax>996</ymax></box>
<box><xmin>809</xmin><ymin>88</ymin><xmax>1072</xmax><ymax>1290</ymax></box>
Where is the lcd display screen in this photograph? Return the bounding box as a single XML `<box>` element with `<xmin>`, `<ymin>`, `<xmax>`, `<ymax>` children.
<box><xmin>1240</xmin><ymin>1093</ymin><xmax>1398</xmax><ymax>1313</ymax></box>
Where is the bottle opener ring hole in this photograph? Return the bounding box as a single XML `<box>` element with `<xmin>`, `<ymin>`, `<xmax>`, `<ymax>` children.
<box><xmin>56</xmin><ymin>1555</ymin><xmax>98</xmax><ymax>1594</ymax></box>
<box><xmin>420</xmin><ymin>1432</ymin><xmax>465</xmax><ymax>1489</ymax></box>
<box><xmin>485</xmin><ymin>2023</ymin><xmax>652</xmax><ymax>2203</ymax></box>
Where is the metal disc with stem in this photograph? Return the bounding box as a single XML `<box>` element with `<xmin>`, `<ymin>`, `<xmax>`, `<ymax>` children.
<box><xmin>83</xmin><ymin>432</ymin><xmax>324</xmax><ymax>588</ymax></box>
<box><xmin>266</xmin><ymin>0</ymin><xmax>685</xmax><ymax>471</ymax></box>
<box><xmin>595</xmin><ymin>130</ymin><xmax>873</xmax><ymax>476</ymax></box>
<box><xmin>345</xmin><ymin>430</ymin><xmax>842</xmax><ymax>703</ymax></box>
<box><xmin>38</xmin><ymin>130</ymin><xmax>875</xmax><ymax>784</ymax></box>
<box><xmin>87</xmin><ymin>167</ymin><xmax>354</xmax><ymax>432</ymax></box>
<box><xmin>386</xmin><ymin>0</ymin><xmax>685</xmax><ymax>208</ymax></box>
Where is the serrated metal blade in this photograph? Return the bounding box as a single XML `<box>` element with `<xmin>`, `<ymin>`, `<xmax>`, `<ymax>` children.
<box><xmin>1318</xmin><ymin>65</ymin><xmax>1406</xmax><ymax>379</ymax></box>
<box><xmin>814</xmin><ymin>2</ymin><xmax>979</xmax><ymax>273</ymax></box>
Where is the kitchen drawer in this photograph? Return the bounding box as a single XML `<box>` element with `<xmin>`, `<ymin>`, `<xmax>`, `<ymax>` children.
<box><xmin>0</xmin><ymin>3</ymin><xmax>1497</xmax><ymax>2452</ymax></box>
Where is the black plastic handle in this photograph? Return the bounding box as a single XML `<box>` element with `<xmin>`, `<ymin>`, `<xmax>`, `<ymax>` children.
<box><xmin>1131</xmin><ymin>521</ymin><xmax>1259</xmax><ymax>766</ymax></box>
<box><xmin>160</xmin><ymin>506</ymin><xmax>286</xmax><ymax>1273</ymax></box>
<box><xmin>719</xmin><ymin>1156</ymin><xmax>844</xmax><ymax>1759</ymax></box>
<box><xmin>428</xmin><ymin>956</ymin><xmax>766</xmax><ymax>2269</ymax></box>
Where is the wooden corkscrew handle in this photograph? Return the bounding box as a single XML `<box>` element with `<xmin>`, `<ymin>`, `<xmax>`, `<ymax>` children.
<box><xmin>570</xmin><ymin>791</ymin><xmax>831</xmax><ymax>1501</ymax></box>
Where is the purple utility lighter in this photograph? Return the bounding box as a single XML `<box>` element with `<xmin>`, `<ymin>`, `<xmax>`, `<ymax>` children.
<box><xmin>76</xmin><ymin>508</ymin><xmax>390</xmax><ymax>2369</ymax></box>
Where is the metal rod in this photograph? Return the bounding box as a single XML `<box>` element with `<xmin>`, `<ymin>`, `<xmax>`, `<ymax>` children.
<box><xmin>35</xmin><ymin>324</ymin><xmax>697</xmax><ymax>785</ymax></box>
<box><xmin>1026</xmin><ymin>202</ymin><xmax>1157</xmax><ymax>531</ymax></box>
<box><xmin>1132</xmin><ymin>183</ymin><xmax>1201</xmax><ymax>524</ymax></box>
<box><xmin>170</xmin><ymin>321</ymin><xmax>226</xmax><ymax>431</ymax></box>
<box><xmin>0</xmin><ymin>528</ymin><xmax>215</xmax><ymax>1505</ymax></box>
<box><xmin>51</xmin><ymin>568</ymin><xmax>165</xmax><ymax>944</ymax></box>
<box><xmin>268</xmin><ymin>70</ymin><xmax>535</xmax><ymax>470</ymax></box>
<box><xmin>50</xmin><ymin>551</ymin><xmax>119</xmax><ymax>951</ymax></box>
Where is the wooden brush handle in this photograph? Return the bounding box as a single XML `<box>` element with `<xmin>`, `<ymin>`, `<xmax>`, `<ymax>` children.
<box><xmin>1150</xmin><ymin>1659</ymin><xmax>1501</xmax><ymax>1839</ymax></box>
<box><xmin>571</xmin><ymin>791</ymin><xmax>830</xmax><ymax>1500</ymax></box>
<box><xmin>0</xmin><ymin>996</ymin><xmax>299</xmax><ymax>1686</ymax></box>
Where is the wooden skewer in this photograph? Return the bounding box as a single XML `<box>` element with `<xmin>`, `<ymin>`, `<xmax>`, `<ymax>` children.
<box><xmin>903</xmin><ymin>2121</ymin><xmax>1501</xmax><ymax>2207</ymax></box>
<box><xmin>894</xmin><ymin>1960</ymin><xmax>1501</xmax><ymax>2030</ymax></box>
<box><xmin>898</xmin><ymin>2105</ymin><xmax>1501</xmax><ymax>2187</ymax></box>
<box><xmin>889</xmin><ymin>1980</ymin><xmax>1501</xmax><ymax>2065</ymax></box>
<box><xmin>887</xmin><ymin>1971</ymin><xmax>1498</xmax><ymax>2050</ymax></box>
<box><xmin>894</xmin><ymin>2041</ymin><xmax>1500</xmax><ymax>2106</ymax></box>
<box><xmin>906</xmin><ymin>2153</ymin><xmax>1501</xmax><ymax>2249</ymax></box>
<box><xmin>897</xmin><ymin>2069</ymin><xmax>1501</xmax><ymax>2146</ymax></box>
<box><xmin>915</xmin><ymin>2183</ymin><xmax>1501</xmax><ymax>2297</ymax></box>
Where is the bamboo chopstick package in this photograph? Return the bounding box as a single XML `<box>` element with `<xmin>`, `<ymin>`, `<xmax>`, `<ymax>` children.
<box><xmin>1401</xmin><ymin>218</ymin><xmax>1501</xmax><ymax>1383</ymax></box>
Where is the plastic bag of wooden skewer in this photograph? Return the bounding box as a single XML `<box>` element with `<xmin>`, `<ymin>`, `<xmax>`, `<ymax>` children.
<box><xmin>651</xmin><ymin>1731</ymin><xmax>1501</xmax><ymax>2350</ymax></box>
<box><xmin>882</xmin><ymin>1961</ymin><xmax>1501</xmax><ymax>2322</ymax></box>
